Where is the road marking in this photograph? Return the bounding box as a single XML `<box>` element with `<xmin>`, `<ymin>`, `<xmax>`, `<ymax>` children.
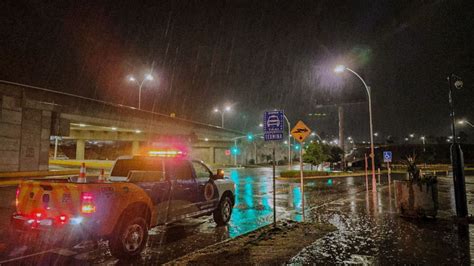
<box><xmin>0</xmin><ymin>248</ymin><xmax>60</xmax><ymax>264</ymax></box>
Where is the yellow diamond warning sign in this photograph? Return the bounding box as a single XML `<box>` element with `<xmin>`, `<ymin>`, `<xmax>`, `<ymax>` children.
<box><xmin>291</xmin><ymin>120</ymin><xmax>312</xmax><ymax>143</ymax></box>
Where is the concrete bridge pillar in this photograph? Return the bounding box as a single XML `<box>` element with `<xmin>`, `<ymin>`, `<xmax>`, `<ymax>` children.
<box><xmin>76</xmin><ymin>139</ymin><xmax>85</xmax><ymax>160</ymax></box>
<box><xmin>132</xmin><ymin>140</ymin><xmax>140</xmax><ymax>155</ymax></box>
<box><xmin>209</xmin><ymin>146</ymin><xmax>215</xmax><ymax>164</ymax></box>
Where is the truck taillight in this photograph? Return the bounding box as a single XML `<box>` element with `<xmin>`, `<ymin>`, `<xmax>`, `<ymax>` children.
<box><xmin>56</xmin><ymin>214</ymin><xmax>68</xmax><ymax>225</ymax></box>
<box><xmin>15</xmin><ymin>187</ymin><xmax>20</xmax><ymax>208</ymax></box>
<box><xmin>81</xmin><ymin>192</ymin><xmax>96</xmax><ymax>214</ymax></box>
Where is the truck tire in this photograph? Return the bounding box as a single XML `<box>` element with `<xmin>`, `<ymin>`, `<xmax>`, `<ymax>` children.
<box><xmin>109</xmin><ymin>215</ymin><xmax>148</xmax><ymax>260</ymax></box>
<box><xmin>213</xmin><ymin>195</ymin><xmax>233</xmax><ymax>226</ymax></box>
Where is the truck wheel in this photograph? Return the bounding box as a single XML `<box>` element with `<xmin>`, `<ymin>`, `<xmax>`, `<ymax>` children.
<box><xmin>213</xmin><ymin>195</ymin><xmax>233</xmax><ymax>226</ymax></box>
<box><xmin>109</xmin><ymin>216</ymin><xmax>148</xmax><ymax>260</ymax></box>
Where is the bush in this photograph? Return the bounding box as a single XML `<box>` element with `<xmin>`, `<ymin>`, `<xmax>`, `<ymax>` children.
<box><xmin>280</xmin><ymin>170</ymin><xmax>329</xmax><ymax>177</ymax></box>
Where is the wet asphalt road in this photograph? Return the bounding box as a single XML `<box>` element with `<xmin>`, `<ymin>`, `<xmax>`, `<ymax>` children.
<box><xmin>0</xmin><ymin>166</ymin><xmax>374</xmax><ymax>264</ymax></box>
<box><xmin>0</xmin><ymin>167</ymin><xmax>472</xmax><ymax>265</ymax></box>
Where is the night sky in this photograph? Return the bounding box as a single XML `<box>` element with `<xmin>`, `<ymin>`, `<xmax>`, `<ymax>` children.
<box><xmin>1</xmin><ymin>0</ymin><xmax>473</xmax><ymax>141</ymax></box>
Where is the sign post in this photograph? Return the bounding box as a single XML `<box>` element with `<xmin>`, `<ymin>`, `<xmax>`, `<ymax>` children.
<box><xmin>291</xmin><ymin>120</ymin><xmax>312</xmax><ymax>221</ymax></box>
<box><xmin>383</xmin><ymin>151</ymin><xmax>392</xmax><ymax>185</ymax></box>
<box><xmin>364</xmin><ymin>154</ymin><xmax>368</xmax><ymax>191</ymax></box>
<box><xmin>263</xmin><ymin>111</ymin><xmax>284</xmax><ymax>227</ymax></box>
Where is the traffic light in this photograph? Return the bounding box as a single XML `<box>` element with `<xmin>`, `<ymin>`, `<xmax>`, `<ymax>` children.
<box><xmin>246</xmin><ymin>133</ymin><xmax>254</xmax><ymax>141</ymax></box>
<box><xmin>294</xmin><ymin>144</ymin><xmax>301</xmax><ymax>151</ymax></box>
<box><xmin>231</xmin><ymin>146</ymin><xmax>240</xmax><ymax>155</ymax></box>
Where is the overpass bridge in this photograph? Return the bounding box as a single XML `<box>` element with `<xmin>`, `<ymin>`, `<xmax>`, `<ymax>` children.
<box><xmin>0</xmin><ymin>80</ymin><xmax>244</xmax><ymax>172</ymax></box>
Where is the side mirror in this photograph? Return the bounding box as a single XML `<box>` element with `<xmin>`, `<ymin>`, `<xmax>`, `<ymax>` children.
<box><xmin>214</xmin><ymin>169</ymin><xmax>225</xmax><ymax>179</ymax></box>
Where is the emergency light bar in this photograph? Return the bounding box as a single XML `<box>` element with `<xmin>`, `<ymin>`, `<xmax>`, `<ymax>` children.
<box><xmin>148</xmin><ymin>150</ymin><xmax>184</xmax><ymax>157</ymax></box>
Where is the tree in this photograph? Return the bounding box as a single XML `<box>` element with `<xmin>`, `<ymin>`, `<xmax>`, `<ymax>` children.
<box><xmin>265</xmin><ymin>154</ymin><xmax>272</xmax><ymax>163</ymax></box>
<box><xmin>303</xmin><ymin>142</ymin><xmax>326</xmax><ymax>169</ymax></box>
<box><xmin>321</xmin><ymin>144</ymin><xmax>343</xmax><ymax>164</ymax></box>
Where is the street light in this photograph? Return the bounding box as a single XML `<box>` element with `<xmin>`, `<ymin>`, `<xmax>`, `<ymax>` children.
<box><xmin>128</xmin><ymin>73</ymin><xmax>154</xmax><ymax>110</ymax></box>
<box><xmin>213</xmin><ymin>106</ymin><xmax>232</xmax><ymax>128</ymax></box>
<box><xmin>447</xmin><ymin>74</ymin><xmax>468</xmax><ymax>217</ymax></box>
<box><xmin>458</xmin><ymin>119</ymin><xmax>474</xmax><ymax>128</ymax></box>
<box><xmin>335</xmin><ymin>65</ymin><xmax>377</xmax><ymax>191</ymax></box>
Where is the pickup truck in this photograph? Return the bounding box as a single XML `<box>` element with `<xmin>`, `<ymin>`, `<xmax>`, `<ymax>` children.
<box><xmin>11</xmin><ymin>153</ymin><xmax>235</xmax><ymax>259</ymax></box>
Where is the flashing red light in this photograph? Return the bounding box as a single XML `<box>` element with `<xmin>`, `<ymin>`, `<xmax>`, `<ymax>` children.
<box><xmin>81</xmin><ymin>192</ymin><xmax>96</xmax><ymax>214</ymax></box>
<box><xmin>35</xmin><ymin>212</ymin><xmax>42</xmax><ymax>218</ymax></box>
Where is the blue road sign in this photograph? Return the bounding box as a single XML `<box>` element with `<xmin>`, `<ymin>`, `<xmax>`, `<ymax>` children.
<box><xmin>264</xmin><ymin>132</ymin><xmax>284</xmax><ymax>141</ymax></box>
<box><xmin>383</xmin><ymin>151</ymin><xmax>392</xmax><ymax>162</ymax></box>
<box><xmin>263</xmin><ymin>111</ymin><xmax>284</xmax><ymax>141</ymax></box>
<box><xmin>264</xmin><ymin>111</ymin><xmax>284</xmax><ymax>132</ymax></box>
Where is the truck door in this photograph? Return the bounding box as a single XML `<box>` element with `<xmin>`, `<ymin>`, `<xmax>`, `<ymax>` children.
<box><xmin>165</xmin><ymin>160</ymin><xmax>199</xmax><ymax>220</ymax></box>
<box><xmin>192</xmin><ymin>161</ymin><xmax>219</xmax><ymax>212</ymax></box>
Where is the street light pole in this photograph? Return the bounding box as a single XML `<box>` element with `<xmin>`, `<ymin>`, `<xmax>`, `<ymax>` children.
<box><xmin>213</xmin><ymin>106</ymin><xmax>231</xmax><ymax>128</ymax></box>
<box><xmin>458</xmin><ymin>120</ymin><xmax>474</xmax><ymax>128</ymax></box>
<box><xmin>335</xmin><ymin>66</ymin><xmax>376</xmax><ymax>191</ymax></box>
<box><xmin>129</xmin><ymin>74</ymin><xmax>154</xmax><ymax>110</ymax></box>
<box><xmin>448</xmin><ymin>74</ymin><xmax>468</xmax><ymax>218</ymax></box>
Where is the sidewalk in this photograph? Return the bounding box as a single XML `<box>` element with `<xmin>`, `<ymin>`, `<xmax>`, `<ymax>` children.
<box><xmin>290</xmin><ymin>176</ymin><xmax>473</xmax><ymax>264</ymax></box>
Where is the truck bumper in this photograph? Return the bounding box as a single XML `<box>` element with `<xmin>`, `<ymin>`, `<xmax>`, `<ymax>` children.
<box><xmin>10</xmin><ymin>213</ymin><xmax>100</xmax><ymax>242</ymax></box>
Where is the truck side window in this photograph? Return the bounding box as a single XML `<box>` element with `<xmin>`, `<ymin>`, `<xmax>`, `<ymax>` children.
<box><xmin>192</xmin><ymin>161</ymin><xmax>211</xmax><ymax>179</ymax></box>
<box><xmin>167</xmin><ymin>160</ymin><xmax>193</xmax><ymax>180</ymax></box>
<box><xmin>111</xmin><ymin>157</ymin><xmax>163</xmax><ymax>177</ymax></box>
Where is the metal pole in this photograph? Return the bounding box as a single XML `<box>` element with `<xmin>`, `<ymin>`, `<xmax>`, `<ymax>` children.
<box><xmin>448</xmin><ymin>74</ymin><xmax>468</xmax><ymax>217</ymax></box>
<box><xmin>221</xmin><ymin>111</ymin><xmax>225</xmax><ymax>128</ymax></box>
<box><xmin>364</xmin><ymin>153</ymin><xmax>368</xmax><ymax>191</ymax></box>
<box><xmin>464</xmin><ymin>121</ymin><xmax>474</xmax><ymax>127</ymax></box>
<box><xmin>338</xmin><ymin>106</ymin><xmax>345</xmax><ymax>170</ymax></box>
<box><xmin>54</xmin><ymin>136</ymin><xmax>59</xmax><ymax>160</ymax></box>
<box><xmin>387</xmin><ymin>161</ymin><xmax>391</xmax><ymax>185</ymax></box>
<box><xmin>233</xmin><ymin>139</ymin><xmax>237</xmax><ymax>166</ymax></box>
<box><xmin>138</xmin><ymin>81</ymin><xmax>144</xmax><ymax>110</ymax></box>
<box><xmin>284</xmin><ymin>115</ymin><xmax>292</xmax><ymax>170</ymax></box>
<box><xmin>254</xmin><ymin>142</ymin><xmax>257</xmax><ymax>164</ymax></box>
<box><xmin>300</xmin><ymin>143</ymin><xmax>304</xmax><ymax>221</ymax></box>
<box><xmin>272</xmin><ymin>145</ymin><xmax>276</xmax><ymax>226</ymax></box>
<box><xmin>346</xmin><ymin>68</ymin><xmax>376</xmax><ymax>191</ymax></box>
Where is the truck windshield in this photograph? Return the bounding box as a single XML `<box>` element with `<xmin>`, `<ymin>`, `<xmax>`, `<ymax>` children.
<box><xmin>111</xmin><ymin>157</ymin><xmax>163</xmax><ymax>177</ymax></box>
